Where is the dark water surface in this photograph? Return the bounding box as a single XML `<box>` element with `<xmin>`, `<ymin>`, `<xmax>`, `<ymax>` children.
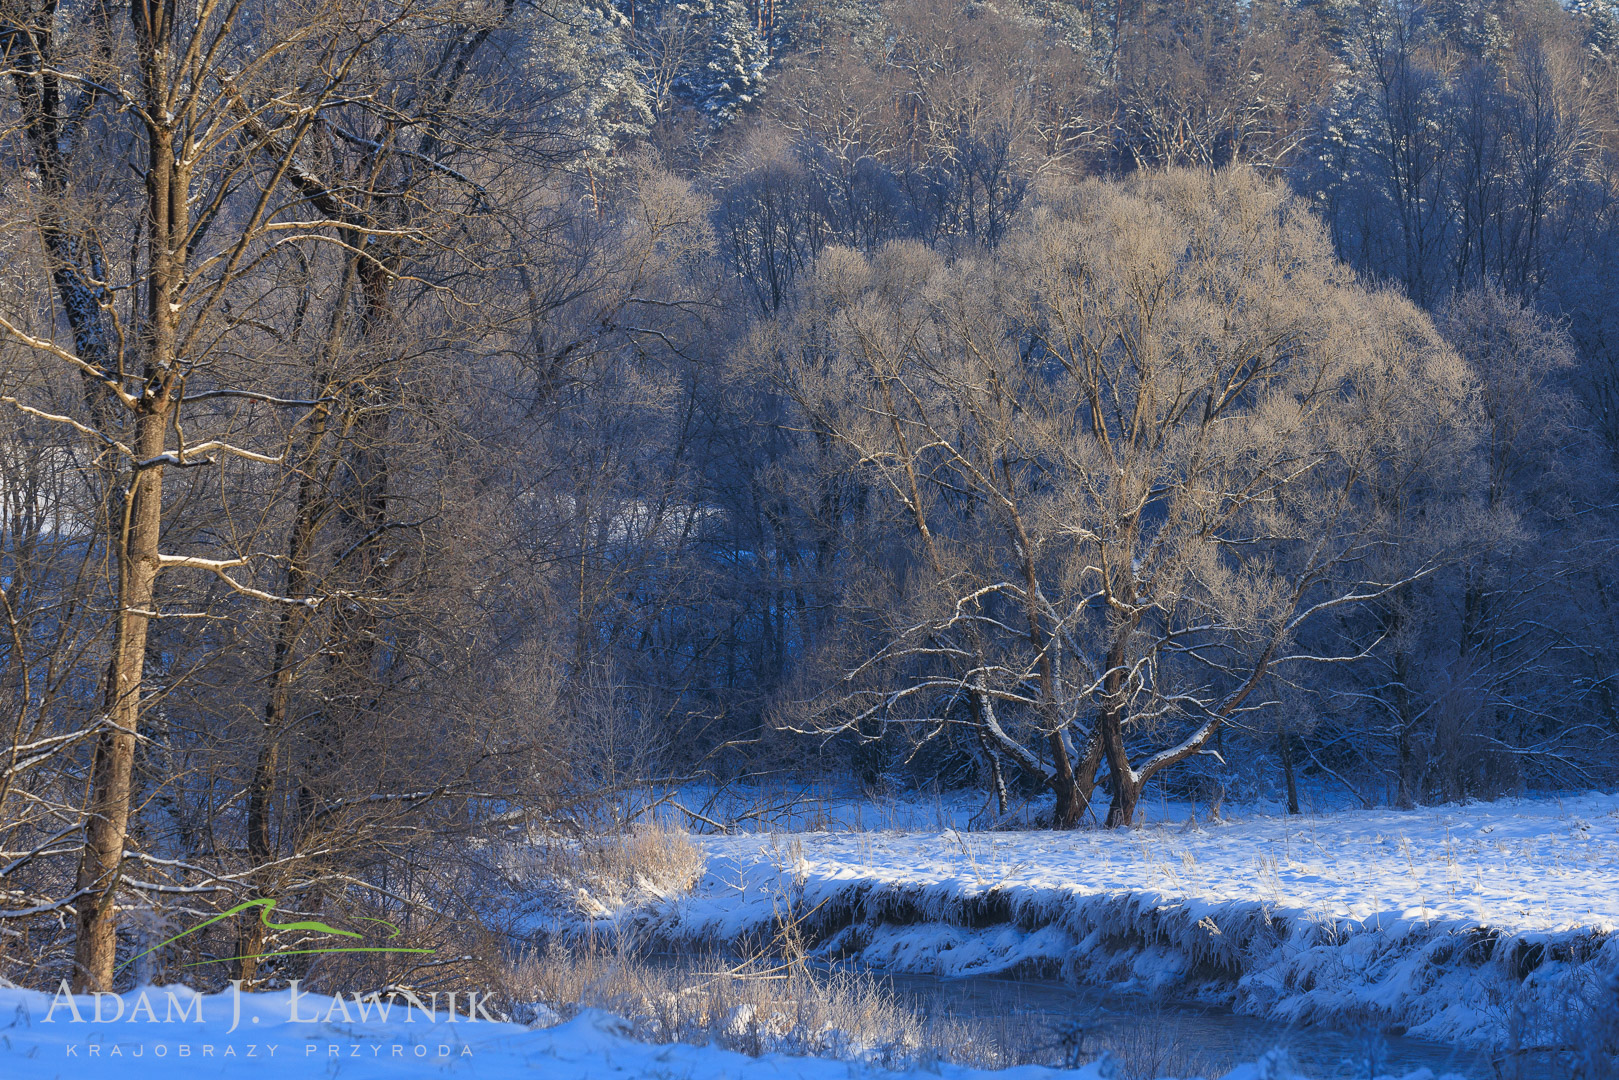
<box><xmin>848</xmin><ymin>965</ymin><xmax>1566</xmax><ymax>1079</ymax></box>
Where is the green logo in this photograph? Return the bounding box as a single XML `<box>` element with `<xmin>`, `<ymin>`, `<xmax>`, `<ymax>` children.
<box><xmin>118</xmin><ymin>898</ymin><xmax>435</xmax><ymax>974</ymax></box>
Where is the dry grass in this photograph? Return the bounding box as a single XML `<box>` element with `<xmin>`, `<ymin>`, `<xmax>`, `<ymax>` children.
<box><xmin>525</xmin><ymin>821</ymin><xmax>705</xmax><ymax>918</ymax></box>
<box><xmin>502</xmin><ymin>942</ymin><xmax>957</xmax><ymax>1067</ymax></box>
<box><xmin>1553</xmin><ymin>968</ymin><xmax>1619</xmax><ymax>1080</ymax></box>
<box><xmin>497</xmin><ymin>939</ymin><xmax>1221</xmax><ymax>1076</ymax></box>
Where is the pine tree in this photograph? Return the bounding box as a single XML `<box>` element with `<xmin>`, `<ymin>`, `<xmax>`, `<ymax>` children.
<box><xmin>671</xmin><ymin>0</ymin><xmax>771</xmax><ymax>121</ymax></box>
<box><xmin>527</xmin><ymin>0</ymin><xmax>655</xmax><ymax>155</ymax></box>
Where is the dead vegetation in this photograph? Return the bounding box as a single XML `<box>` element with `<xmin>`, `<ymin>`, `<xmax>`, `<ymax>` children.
<box><xmin>517</xmin><ymin>821</ymin><xmax>707</xmax><ymax>920</ymax></box>
<box><xmin>498</xmin><ymin>938</ymin><xmax>1222</xmax><ymax>1078</ymax></box>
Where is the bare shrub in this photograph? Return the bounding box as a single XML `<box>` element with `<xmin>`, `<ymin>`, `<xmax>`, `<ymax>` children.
<box><xmin>1563</xmin><ymin>968</ymin><xmax>1619</xmax><ymax>1080</ymax></box>
<box><xmin>1105</xmin><ymin>1014</ymin><xmax>1222</xmax><ymax>1080</ymax></box>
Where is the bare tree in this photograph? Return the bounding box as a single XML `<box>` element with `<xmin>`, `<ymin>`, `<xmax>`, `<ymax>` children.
<box><xmin>0</xmin><ymin>0</ymin><xmax>522</xmax><ymax>990</ymax></box>
<box><xmin>773</xmin><ymin>169</ymin><xmax>1480</xmax><ymax>826</ymax></box>
<box><xmin>1106</xmin><ymin>0</ymin><xmax>1329</xmax><ymax>171</ymax></box>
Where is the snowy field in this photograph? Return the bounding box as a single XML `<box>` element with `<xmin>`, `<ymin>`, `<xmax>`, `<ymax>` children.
<box><xmin>686</xmin><ymin>792</ymin><xmax>1619</xmax><ymax>935</ymax></box>
<box><xmin>0</xmin><ymin>984</ymin><xmax>1448</xmax><ymax>1080</ymax></box>
<box><xmin>613</xmin><ymin>792</ymin><xmax>1619</xmax><ymax>1048</ymax></box>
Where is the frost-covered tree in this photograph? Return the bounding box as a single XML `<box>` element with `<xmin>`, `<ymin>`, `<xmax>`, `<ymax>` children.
<box><xmin>771</xmin><ymin>169</ymin><xmax>1481</xmax><ymax>827</ymax></box>
<box><xmin>1305</xmin><ymin>286</ymin><xmax>1615</xmax><ymax>806</ymax></box>
<box><xmin>1303</xmin><ymin>0</ymin><xmax>1607</xmax><ymax>305</ymax></box>
<box><xmin>1104</xmin><ymin>0</ymin><xmax>1331</xmax><ymax>170</ymax></box>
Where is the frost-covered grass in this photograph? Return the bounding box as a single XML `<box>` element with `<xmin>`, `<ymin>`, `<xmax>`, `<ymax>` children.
<box><xmin>524</xmin><ymin>820</ymin><xmax>706</xmax><ymax>917</ymax></box>
<box><xmin>502</xmin><ymin>942</ymin><xmax>1050</xmax><ymax>1071</ymax></box>
<box><xmin>601</xmin><ymin>792</ymin><xmax>1619</xmax><ymax>1052</ymax></box>
<box><xmin>688</xmin><ymin>792</ymin><xmax>1619</xmax><ymax>934</ymax></box>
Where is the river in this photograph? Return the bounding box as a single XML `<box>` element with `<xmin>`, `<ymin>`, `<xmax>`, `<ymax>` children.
<box><xmin>846</xmin><ymin>965</ymin><xmax>1567</xmax><ymax>1079</ymax></box>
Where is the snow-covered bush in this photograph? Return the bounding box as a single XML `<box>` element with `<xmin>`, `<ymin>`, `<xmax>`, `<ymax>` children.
<box><xmin>519</xmin><ymin>821</ymin><xmax>707</xmax><ymax>922</ymax></box>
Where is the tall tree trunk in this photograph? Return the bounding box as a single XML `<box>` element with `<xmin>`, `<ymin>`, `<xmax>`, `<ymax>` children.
<box><xmin>975</xmin><ymin>724</ymin><xmax>1008</xmax><ymax>816</ymax></box>
<box><xmin>1393</xmin><ymin>634</ymin><xmax>1419</xmax><ymax>808</ymax></box>
<box><xmin>71</xmin><ymin>24</ymin><xmax>188</xmax><ymax>979</ymax></box>
<box><xmin>6</xmin><ymin>2</ymin><xmax>122</xmax><ymax>508</ymax></box>
<box><xmin>1003</xmin><ymin>462</ymin><xmax>1091</xmax><ymax>828</ymax></box>
<box><xmin>71</xmin><ymin>410</ymin><xmax>167</xmax><ymax>990</ymax></box>
<box><xmin>297</xmin><ymin>252</ymin><xmax>396</xmax><ymax>843</ymax></box>
<box><xmin>236</xmin><ymin>418</ymin><xmax>328</xmax><ymax>985</ymax></box>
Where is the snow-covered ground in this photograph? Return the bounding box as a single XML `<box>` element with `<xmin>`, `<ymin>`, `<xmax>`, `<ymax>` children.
<box><xmin>0</xmin><ymin>984</ymin><xmax>1449</xmax><ymax>1080</ymax></box>
<box><xmin>613</xmin><ymin>793</ymin><xmax>1619</xmax><ymax>1049</ymax></box>
<box><xmin>687</xmin><ymin>792</ymin><xmax>1619</xmax><ymax>935</ymax></box>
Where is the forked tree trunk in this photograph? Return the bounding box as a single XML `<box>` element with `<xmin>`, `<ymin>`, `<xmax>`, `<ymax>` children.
<box><xmin>1048</xmin><ymin>729</ymin><xmax>1083</xmax><ymax>828</ymax></box>
<box><xmin>1006</xmin><ymin>463</ymin><xmax>1094</xmax><ymax>828</ymax></box>
<box><xmin>1068</xmin><ymin>728</ymin><xmax>1104</xmax><ymax>826</ymax></box>
<box><xmin>1102</xmin><ymin>631</ymin><xmax>1276</xmax><ymax>828</ymax></box>
<box><xmin>1102</xmin><ymin>754</ymin><xmax>1139</xmax><ymax>828</ymax></box>
<box><xmin>1100</xmin><ymin>637</ymin><xmax>1138</xmax><ymax>828</ymax></box>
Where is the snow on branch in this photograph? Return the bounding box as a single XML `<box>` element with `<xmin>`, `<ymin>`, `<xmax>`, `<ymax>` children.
<box><xmin>1</xmin><ymin>398</ymin><xmax>133</xmax><ymax>456</ymax></box>
<box><xmin>0</xmin><ymin>317</ymin><xmax>140</xmax><ymax>409</ymax></box>
<box><xmin>156</xmin><ymin>553</ymin><xmax>318</xmax><ymax>607</ymax></box>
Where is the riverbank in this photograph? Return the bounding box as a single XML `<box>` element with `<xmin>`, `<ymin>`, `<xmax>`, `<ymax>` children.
<box><xmin>0</xmin><ymin>983</ymin><xmax>1451</xmax><ymax>1079</ymax></box>
<box><xmin>603</xmin><ymin>793</ymin><xmax>1619</xmax><ymax>1052</ymax></box>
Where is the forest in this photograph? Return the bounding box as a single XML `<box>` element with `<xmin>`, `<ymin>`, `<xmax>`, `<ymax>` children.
<box><xmin>1</xmin><ymin>0</ymin><xmax>1617</xmax><ymax>1006</ymax></box>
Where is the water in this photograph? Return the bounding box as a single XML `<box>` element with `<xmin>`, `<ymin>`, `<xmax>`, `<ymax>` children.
<box><xmin>847</xmin><ymin>966</ymin><xmax>1566</xmax><ymax>1079</ymax></box>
